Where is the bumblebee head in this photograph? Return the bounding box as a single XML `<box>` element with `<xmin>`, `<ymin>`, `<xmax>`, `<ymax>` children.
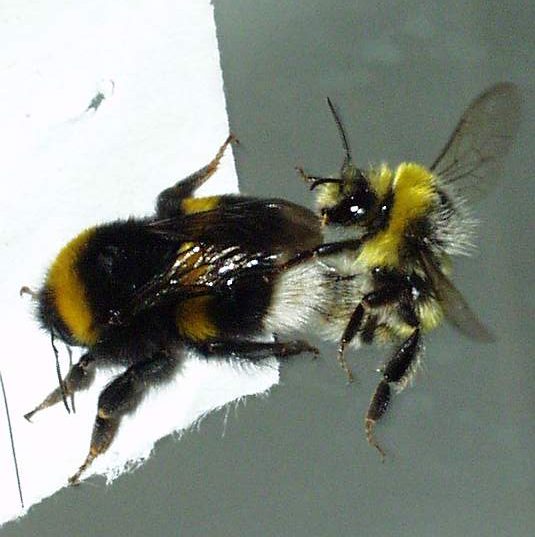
<box><xmin>311</xmin><ymin>167</ymin><xmax>377</xmax><ymax>227</ymax></box>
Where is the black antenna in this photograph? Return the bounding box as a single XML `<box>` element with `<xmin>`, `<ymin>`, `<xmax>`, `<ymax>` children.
<box><xmin>66</xmin><ymin>344</ymin><xmax>76</xmax><ymax>413</ymax></box>
<box><xmin>1</xmin><ymin>370</ymin><xmax>24</xmax><ymax>509</ymax></box>
<box><xmin>51</xmin><ymin>331</ymin><xmax>71</xmax><ymax>414</ymax></box>
<box><xmin>326</xmin><ymin>97</ymin><xmax>353</xmax><ymax>169</ymax></box>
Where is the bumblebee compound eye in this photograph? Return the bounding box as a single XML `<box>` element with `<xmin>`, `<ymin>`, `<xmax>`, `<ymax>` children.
<box><xmin>323</xmin><ymin>176</ymin><xmax>376</xmax><ymax>226</ymax></box>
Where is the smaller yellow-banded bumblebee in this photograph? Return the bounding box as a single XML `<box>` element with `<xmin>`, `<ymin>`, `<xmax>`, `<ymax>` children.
<box><xmin>23</xmin><ymin>136</ymin><xmax>322</xmax><ymax>484</ymax></box>
<box><xmin>289</xmin><ymin>83</ymin><xmax>521</xmax><ymax>456</ymax></box>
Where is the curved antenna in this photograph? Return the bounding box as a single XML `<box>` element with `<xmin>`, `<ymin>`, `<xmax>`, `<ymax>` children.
<box><xmin>1</xmin><ymin>370</ymin><xmax>24</xmax><ymax>509</ymax></box>
<box><xmin>19</xmin><ymin>286</ymin><xmax>38</xmax><ymax>299</ymax></box>
<box><xmin>66</xmin><ymin>344</ymin><xmax>76</xmax><ymax>413</ymax></box>
<box><xmin>326</xmin><ymin>97</ymin><xmax>353</xmax><ymax>168</ymax></box>
<box><xmin>19</xmin><ymin>286</ymin><xmax>71</xmax><ymax>414</ymax></box>
<box><xmin>51</xmin><ymin>331</ymin><xmax>71</xmax><ymax>414</ymax></box>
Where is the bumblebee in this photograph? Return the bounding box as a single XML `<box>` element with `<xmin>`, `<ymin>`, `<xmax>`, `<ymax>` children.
<box><xmin>289</xmin><ymin>83</ymin><xmax>521</xmax><ymax>456</ymax></box>
<box><xmin>23</xmin><ymin>135</ymin><xmax>323</xmax><ymax>484</ymax></box>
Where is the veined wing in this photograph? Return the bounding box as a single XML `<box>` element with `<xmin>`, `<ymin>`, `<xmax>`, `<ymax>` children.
<box><xmin>431</xmin><ymin>82</ymin><xmax>522</xmax><ymax>202</ymax></box>
<box><xmin>419</xmin><ymin>250</ymin><xmax>494</xmax><ymax>342</ymax></box>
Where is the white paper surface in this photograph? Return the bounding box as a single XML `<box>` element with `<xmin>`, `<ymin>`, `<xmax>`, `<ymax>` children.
<box><xmin>0</xmin><ymin>1</ymin><xmax>278</xmax><ymax>524</ymax></box>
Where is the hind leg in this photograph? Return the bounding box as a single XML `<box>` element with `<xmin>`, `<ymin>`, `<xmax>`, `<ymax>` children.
<box><xmin>365</xmin><ymin>329</ymin><xmax>421</xmax><ymax>459</ymax></box>
<box><xmin>69</xmin><ymin>350</ymin><xmax>179</xmax><ymax>485</ymax></box>
<box><xmin>156</xmin><ymin>134</ymin><xmax>237</xmax><ymax>218</ymax></box>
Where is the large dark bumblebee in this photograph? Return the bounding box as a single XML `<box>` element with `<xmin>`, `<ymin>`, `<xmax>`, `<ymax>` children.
<box><xmin>24</xmin><ymin>136</ymin><xmax>322</xmax><ymax>484</ymax></box>
<box><xmin>289</xmin><ymin>83</ymin><xmax>521</xmax><ymax>456</ymax></box>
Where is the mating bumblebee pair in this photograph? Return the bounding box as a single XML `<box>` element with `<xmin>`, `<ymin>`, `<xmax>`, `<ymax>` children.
<box><xmin>23</xmin><ymin>83</ymin><xmax>521</xmax><ymax>483</ymax></box>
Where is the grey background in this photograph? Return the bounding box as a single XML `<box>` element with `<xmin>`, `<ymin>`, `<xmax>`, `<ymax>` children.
<box><xmin>4</xmin><ymin>1</ymin><xmax>533</xmax><ymax>536</ymax></box>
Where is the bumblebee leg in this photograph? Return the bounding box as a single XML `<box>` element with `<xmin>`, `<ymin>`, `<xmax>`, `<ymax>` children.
<box><xmin>201</xmin><ymin>339</ymin><xmax>319</xmax><ymax>361</ymax></box>
<box><xmin>156</xmin><ymin>134</ymin><xmax>237</xmax><ymax>217</ymax></box>
<box><xmin>24</xmin><ymin>353</ymin><xmax>97</xmax><ymax>422</ymax></box>
<box><xmin>295</xmin><ymin>165</ymin><xmax>314</xmax><ymax>185</ymax></box>
<box><xmin>337</xmin><ymin>304</ymin><xmax>365</xmax><ymax>383</ymax></box>
<box><xmin>295</xmin><ymin>166</ymin><xmax>342</xmax><ymax>190</ymax></box>
<box><xmin>365</xmin><ymin>381</ymin><xmax>390</xmax><ymax>461</ymax></box>
<box><xmin>336</xmin><ymin>283</ymin><xmax>406</xmax><ymax>382</ymax></box>
<box><xmin>365</xmin><ymin>329</ymin><xmax>421</xmax><ymax>459</ymax></box>
<box><xmin>282</xmin><ymin>239</ymin><xmax>363</xmax><ymax>270</ymax></box>
<box><xmin>360</xmin><ymin>315</ymin><xmax>378</xmax><ymax>344</ymax></box>
<box><xmin>69</xmin><ymin>351</ymin><xmax>178</xmax><ymax>485</ymax></box>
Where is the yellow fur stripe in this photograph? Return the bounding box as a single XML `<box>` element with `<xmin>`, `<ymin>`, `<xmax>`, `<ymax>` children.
<box><xmin>175</xmin><ymin>296</ymin><xmax>219</xmax><ymax>341</ymax></box>
<box><xmin>359</xmin><ymin>162</ymin><xmax>436</xmax><ymax>267</ymax></box>
<box><xmin>46</xmin><ymin>228</ymin><xmax>99</xmax><ymax>345</ymax></box>
<box><xmin>180</xmin><ymin>196</ymin><xmax>220</xmax><ymax>214</ymax></box>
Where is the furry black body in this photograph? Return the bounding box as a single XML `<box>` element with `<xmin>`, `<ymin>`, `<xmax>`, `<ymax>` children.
<box><xmin>26</xmin><ymin>137</ymin><xmax>321</xmax><ymax>483</ymax></box>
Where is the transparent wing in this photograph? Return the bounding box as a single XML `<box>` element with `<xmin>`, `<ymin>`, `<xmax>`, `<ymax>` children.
<box><xmin>430</xmin><ymin>82</ymin><xmax>522</xmax><ymax>202</ymax></box>
<box><xmin>149</xmin><ymin>197</ymin><xmax>321</xmax><ymax>253</ymax></box>
<box><xmin>127</xmin><ymin>244</ymin><xmax>277</xmax><ymax>317</ymax></box>
<box><xmin>419</xmin><ymin>251</ymin><xmax>494</xmax><ymax>342</ymax></box>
